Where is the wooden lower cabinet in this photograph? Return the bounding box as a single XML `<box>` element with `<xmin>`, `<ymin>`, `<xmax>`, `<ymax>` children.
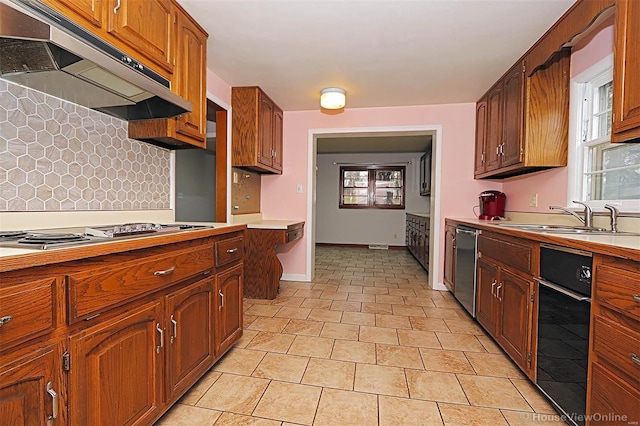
<box><xmin>406</xmin><ymin>214</ymin><xmax>429</xmax><ymax>272</ymax></box>
<box><xmin>68</xmin><ymin>301</ymin><xmax>164</xmax><ymax>426</ymax></box>
<box><xmin>476</xmin><ymin>257</ymin><xmax>499</xmax><ymax>337</ymax></box>
<box><xmin>496</xmin><ymin>268</ymin><xmax>532</xmax><ymax>368</ymax></box>
<box><xmin>215</xmin><ymin>263</ymin><xmax>243</xmax><ymax>356</ymax></box>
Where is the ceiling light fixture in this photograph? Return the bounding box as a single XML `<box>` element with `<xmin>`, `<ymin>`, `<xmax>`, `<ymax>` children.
<box><xmin>320</xmin><ymin>87</ymin><xmax>346</xmax><ymax>109</ymax></box>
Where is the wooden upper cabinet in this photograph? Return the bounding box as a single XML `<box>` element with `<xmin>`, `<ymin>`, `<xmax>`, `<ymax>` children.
<box><xmin>40</xmin><ymin>0</ymin><xmax>103</xmax><ymax>28</ymax></box>
<box><xmin>474</xmin><ymin>100</ymin><xmax>488</xmax><ymax>176</ymax></box>
<box><xmin>484</xmin><ymin>84</ymin><xmax>503</xmax><ymax>173</ymax></box>
<box><xmin>612</xmin><ymin>0</ymin><xmax>640</xmax><ymax>142</ymax></box>
<box><xmin>501</xmin><ymin>62</ymin><xmax>525</xmax><ymax>167</ymax></box>
<box><xmin>232</xmin><ymin>86</ymin><xmax>284</xmax><ymax>174</ymax></box>
<box><xmin>106</xmin><ymin>0</ymin><xmax>175</xmax><ymax>75</ymax></box>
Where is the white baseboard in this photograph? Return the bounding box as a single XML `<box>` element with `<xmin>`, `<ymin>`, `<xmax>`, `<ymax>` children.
<box><xmin>431</xmin><ymin>282</ymin><xmax>448</xmax><ymax>291</ymax></box>
<box><xmin>281</xmin><ymin>273</ymin><xmax>309</xmax><ymax>282</ymax></box>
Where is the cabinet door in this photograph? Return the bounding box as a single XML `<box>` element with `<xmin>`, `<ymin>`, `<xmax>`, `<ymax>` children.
<box><xmin>68</xmin><ymin>301</ymin><xmax>163</xmax><ymax>426</ymax></box>
<box><xmin>215</xmin><ymin>264</ymin><xmax>243</xmax><ymax>356</ymax></box>
<box><xmin>501</xmin><ymin>62</ymin><xmax>524</xmax><ymax>167</ymax></box>
<box><xmin>612</xmin><ymin>0</ymin><xmax>640</xmax><ymax>142</ymax></box>
<box><xmin>485</xmin><ymin>85</ymin><xmax>503</xmax><ymax>171</ymax></box>
<box><xmin>272</xmin><ymin>108</ymin><xmax>283</xmax><ymax>172</ymax></box>
<box><xmin>0</xmin><ymin>345</ymin><xmax>60</xmax><ymax>426</ymax></box>
<box><xmin>258</xmin><ymin>94</ymin><xmax>275</xmax><ymax>168</ymax></box>
<box><xmin>166</xmin><ymin>276</ymin><xmax>215</xmax><ymax>401</ymax></box>
<box><xmin>496</xmin><ymin>268</ymin><xmax>532</xmax><ymax>371</ymax></box>
<box><xmin>443</xmin><ymin>225</ymin><xmax>456</xmax><ymax>291</ymax></box>
<box><xmin>474</xmin><ymin>100</ymin><xmax>488</xmax><ymax>176</ymax></box>
<box><xmin>41</xmin><ymin>0</ymin><xmax>103</xmax><ymax>28</ymax></box>
<box><xmin>107</xmin><ymin>0</ymin><xmax>174</xmax><ymax>74</ymax></box>
<box><xmin>476</xmin><ymin>257</ymin><xmax>498</xmax><ymax>336</ymax></box>
<box><xmin>174</xmin><ymin>11</ymin><xmax>207</xmax><ymax>147</ymax></box>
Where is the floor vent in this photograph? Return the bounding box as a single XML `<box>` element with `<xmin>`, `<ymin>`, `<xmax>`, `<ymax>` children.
<box><xmin>368</xmin><ymin>244</ymin><xmax>389</xmax><ymax>250</ymax></box>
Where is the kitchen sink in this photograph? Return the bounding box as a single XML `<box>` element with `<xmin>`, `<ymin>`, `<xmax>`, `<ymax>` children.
<box><xmin>495</xmin><ymin>223</ymin><xmax>640</xmax><ymax>236</ymax></box>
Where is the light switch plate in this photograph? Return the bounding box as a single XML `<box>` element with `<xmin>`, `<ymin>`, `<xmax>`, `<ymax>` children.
<box><xmin>529</xmin><ymin>193</ymin><xmax>538</xmax><ymax>207</ymax></box>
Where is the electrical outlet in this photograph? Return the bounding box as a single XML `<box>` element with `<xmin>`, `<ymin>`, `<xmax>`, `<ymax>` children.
<box><xmin>296</xmin><ymin>184</ymin><xmax>303</xmax><ymax>194</ymax></box>
<box><xmin>393</xmin><ymin>233</ymin><xmax>398</xmax><ymax>239</ymax></box>
<box><xmin>529</xmin><ymin>193</ymin><xmax>538</xmax><ymax>207</ymax></box>
<box><xmin>233</xmin><ymin>171</ymin><xmax>238</xmax><ymax>184</ymax></box>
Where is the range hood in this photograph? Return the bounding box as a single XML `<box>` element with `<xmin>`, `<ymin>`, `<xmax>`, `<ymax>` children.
<box><xmin>0</xmin><ymin>0</ymin><xmax>191</xmax><ymax>121</ymax></box>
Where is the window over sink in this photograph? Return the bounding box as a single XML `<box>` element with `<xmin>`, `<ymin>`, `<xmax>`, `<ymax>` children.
<box><xmin>339</xmin><ymin>166</ymin><xmax>405</xmax><ymax>209</ymax></box>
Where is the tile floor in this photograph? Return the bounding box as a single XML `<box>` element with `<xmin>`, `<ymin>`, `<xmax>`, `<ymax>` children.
<box><xmin>156</xmin><ymin>246</ymin><xmax>564</xmax><ymax>426</ymax></box>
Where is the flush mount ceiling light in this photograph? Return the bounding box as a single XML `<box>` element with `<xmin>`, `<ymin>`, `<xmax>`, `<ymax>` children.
<box><xmin>320</xmin><ymin>87</ymin><xmax>346</xmax><ymax>109</ymax></box>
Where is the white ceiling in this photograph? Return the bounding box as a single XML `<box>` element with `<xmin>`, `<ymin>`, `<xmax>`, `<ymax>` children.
<box><xmin>177</xmin><ymin>0</ymin><xmax>575</xmax><ymax>112</ymax></box>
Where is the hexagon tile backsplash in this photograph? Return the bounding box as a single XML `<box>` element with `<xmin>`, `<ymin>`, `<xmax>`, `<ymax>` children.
<box><xmin>0</xmin><ymin>79</ymin><xmax>171</xmax><ymax>211</ymax></box>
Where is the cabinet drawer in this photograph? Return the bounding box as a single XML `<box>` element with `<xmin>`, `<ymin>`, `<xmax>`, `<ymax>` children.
<box><xmin>478</xmin><ymin>233</ymin><xmax>535</xmax><ymax>275</ymax></box>
<box><xmin>215</xmin><ymin>236</ymin><xmax>244</xmax><ymax>267</ymax></box>
<box><xmin>0</xmin><ymin>277</ymin><xmax>57</xmax><ymax>349</ymax></box>
<box><xmin>589</xmin><ymin>363</ymin><xmax>640</xmax><ymax>425</ymax></box>
<box><xmin>594</xmin><ymin>259</ymin><xmax>640</xmax><ymax>320</ymax></box>
<box><xmin>68</xmin><ymin>242</ymin><xmax>214</xmax><ymax>322</ymax></box>
<box><xmin>592</xmin><ymin>314</ymin><xmax>640</xmax><ymax>378</ymax></box>
<box><xmin>286</xmin><ymin>227</ymin><xmax>304</xmax><ymax>243</ymax></box>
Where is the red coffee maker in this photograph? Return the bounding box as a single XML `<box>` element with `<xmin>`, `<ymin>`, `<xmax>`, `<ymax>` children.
<box><xmin>479</xmin><ymin>190</ymin><xmax>506</xmax><ymax>220</ymax></box>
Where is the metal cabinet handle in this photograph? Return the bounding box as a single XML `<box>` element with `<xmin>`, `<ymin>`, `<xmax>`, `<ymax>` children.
<box><xmin>156</xmin><ymin>323</ymin><xmax>164</xmax><ymax>353</ymax></box>
<box><xmin>154</xmin><ymin>266</ymin><xmax>176</xmax><ymax>276</ymax></box>
<box><xmin>113</xmin><ymin>0</ymin><xmax>121</xmax><ymax>14</ymax></box>
<box><xmin>46</xmin><ymin>381</ymin><xmax>58</xmax><ymax>424</ymax></box>
<box><xmin>491</xmin><ymin>280</ymin><xmax>497</xmax><ymax>296</ymax></box>
<box><xmin>496</xmin><ymin>283</ymin><xmax>503</xmax><ymax>301</ymax></box>
<box><xmin>0</xmin><ymin>315</ymin><xmax>13</xmax><ymax>327</ymax></box>
<box><xmin>226</xmin><ymin>248</ymin><xmax>238</xmax><ymax>253</ymax></box>
<box><xmin>633</xmin><ymin>294</ymin><xmax>640</xmax><ymax>303</ymax></box>
<box><xmin>631</xmin><ymin>353</ymin><xmax>640</xmax><ymax>366</ymax></box>
<box><xmin>219</xmin><ymin>290</ymin><xmax>224</xmax><ymax>311</ymax></box>
<box><xmin>170</xmin><ymin>315</ymin><xmax>177</xmax><ymax>344</ymax></box>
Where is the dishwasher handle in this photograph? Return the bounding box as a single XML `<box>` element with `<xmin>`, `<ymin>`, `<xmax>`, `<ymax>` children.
<box><xmin>536</xmin><ymin>278</ymin><xmax>591</xmax><ymax>302</ymax></box>
<box><xmin>456</xmin><ymin>228</ymin><xmax>478</xmax><ymax>236</ymax></box>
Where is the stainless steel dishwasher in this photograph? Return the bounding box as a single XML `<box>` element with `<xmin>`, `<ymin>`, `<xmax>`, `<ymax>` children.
<box><xmin>453</xmin><ymin>225</ymin><xmax>479</xmax><ymax>317</ymax></box>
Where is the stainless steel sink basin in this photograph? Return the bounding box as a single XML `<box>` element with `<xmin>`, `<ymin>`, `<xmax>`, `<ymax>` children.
<box><xmin>496</xmin><ymin>223</ymin><xmax>640</xmax><ymax>236</ymax></box>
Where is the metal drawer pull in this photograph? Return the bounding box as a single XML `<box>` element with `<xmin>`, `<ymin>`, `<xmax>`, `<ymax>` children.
<box><xmin>226</xmin><ymin>248</ymin><xmax>238</xmax><ymax>253</ymax></box>
<box><xmin>633</xmin><ymin>294</ymin><xmax>640</xmax><ymax>303</ymax></box>
<box><xmin>154</xmin><ymin>266</ymin><xmax>176</xmax><ymax>276</ymax></box>
<box><xmin>632</xmin><ymin>353</ymin><xmax>640</xmax><ymax>366</ymax></box>
<box><xmin>113</xmin><ymin>0</ymin><xmax>121</xmax><ymax>14</ymax></box>
<box><xmin>46</xmin><ymin>381</ymin><xmax>58</xmax><ymax>423</ymax></box>
<box><xmin>491</xmin><ymin>280</ymin><xmax>497</xmax><ymax>296</ymax></box>
<box><xmin>496</xmin><ymin>283</ymin><xmax>503</xmax><ymax>301</ymax></box>
<box><xmin>156</xmin><ymin>323</ymin><xmax>164</xmax><ymax>353</ymax></box>
<box><xmin>170</xmin><ymin>315</ymin><xmax>177</xmax><ymax>343</ymax></box>
<box><xmin>0</xmin><ymin>315</ymin><xmax>13</xmax><ymax>327</ymax></box>
<box><xmin>219</xmin><ymin>291</ymin><xmax>224</xmax><ymax>311</ymax></box>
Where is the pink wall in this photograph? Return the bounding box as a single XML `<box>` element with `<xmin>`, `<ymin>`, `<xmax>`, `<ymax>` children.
<box><xmin>206</xmin><ymin>69</ymin><xmax>231</xmax><ymax>105</ymax></box>
<box><xmin>261</xmin><ymin>104</ymin><xmax>499</xmax><ymax>284</ymax></box>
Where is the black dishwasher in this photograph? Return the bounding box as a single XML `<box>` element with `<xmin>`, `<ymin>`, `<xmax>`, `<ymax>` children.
<box><xmin>536</xmin><ymin>244</ymin><xmax>592</xmax><ymax>426</ymax></box>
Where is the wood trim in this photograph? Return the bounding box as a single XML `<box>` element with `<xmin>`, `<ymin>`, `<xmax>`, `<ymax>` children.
<box><xmin>216</xmin><ymin>109</ymin><xmax>228</xmax><ymax>222</ymax></box>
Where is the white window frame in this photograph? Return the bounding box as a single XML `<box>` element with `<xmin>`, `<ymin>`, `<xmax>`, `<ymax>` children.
<box><xmin>567</xmin><ymin>53</ymin><xmax>640</xmax><ymax>212</ymax></box>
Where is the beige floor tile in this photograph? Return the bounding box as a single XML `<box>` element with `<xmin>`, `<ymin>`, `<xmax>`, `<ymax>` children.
<box><xmin>444</xmin><ymin>317</ymin><xmax>487</xmax><ymax>335</ymax></box>
<box><xmin>330</xmin><ymin>300</ymin><xmax>362</xmax><ymax>312</ymax></box>
<box><xmin>179</xmin><ymin>370</ymin><xmax>222</xmax><ymax>405</ymax></box>
<box><xmin>379</xmin><ymin>395</ymin><xmax>444</xmax><ymax>426</ymax></box>
<box><xmin>359</xmin><ymin>325</ymin><xmax>399</xmax><ymax>345</ymax></box>
<box><xmin>287</xmin><ymin>335</ymin><xmax>334</xmax><ymax>358</ymax></box>
<box><xmin>282</xmin><ymin>319</ymin><xmax>323</xmax><ymax>336</ymax></box>
<box><xmin>419</xmin><ymin>348</ymin><xmax>475</xmax><ymax>374</ymax></box>
<box><xmin>301</xmin><ymin>358</ymin><xmax>355</xmax><ymax>390</ymax></box>
<box><xmin>406</xmin><ymin>370</ymin><xmax>468</xmax><ymax>404</ymax></box>
<box><xmin>319</xmin><ymin>290</ymin><xmax>348</xmax><ymax>301</ymax></box>
<box><xmin>243</xmin><ymin>315</ymin><xmax>258</xmax><ymax>328</ymax></box>
<box><xmin>500</xmin><ymin>410</ymin><xmax>567</xmax><ymax>425</ymax></box>
<box><xmin>423</xmin><ymin>307</ymin><xmax>466</xmax><ymax>319</ymax></box>
<box><xmin>234</xmin><ymin>330</ymin><xmax>259</xmax><ymax>349</ymax></box>
<box><xmin>246</xmin><ymin>331</ymin><xmax>295</xmax><ymax>353</ymax></box>
<box><xmin>388</xmin><ymin>288</ymin><xmax>417</xmax><ymax>297</ymax></box>
<box><xmin>392</xmin><ymin>304</ymin><xmax>427</xmax><ymax>317</ymax></box>
<box><xmin>244</xmin><ymin>298</ymin><xmax>274</xmax><ymax>306</ymax></box>
<box><xmin>375</xmin><ymin>294</ymin><xmax>405</xmax><ymax>304</ymax></box>
<box><xmin>213</xmin><ymin>412</ymin><xmax>282</xmax><ymax>426</ymax></box>
<box><xmin>331</xmin><ymin>339</ymin><xmax>376</xmax><ymax>364</ymax></box>
<box><xmin>376</xmin><ymin>344</ymin><xmax>424</xmax><ymax>369</ymax></box>
<box><xmin>320</xmin><ymin>322</ymin><xmax>360</xmax><ymax>340</ymax></box>
<box><xmin>362</xmin><ymin>287</ymin><xmax>389</xmax><ymax>295</ymax></box>
<box><xmin>354</xmin><ymin>363</ymin><xmax>408</xmax><ymax>397</ymax></box>
<box><xmin>212</xmin><ymin>348</ymin><xmax>266</xmax><ymax>376</ymax></box>
<box><xmin>376</xmin><ymin>313</ymin><xmax>412</xmax><ymax>329</ymax></box>
<box><xmin>247</xmin><ymin>317</ymin><xmax>290</xmax><ymax>332</ymax></box>
<box><xmin>294</xmin><ymin>289</ymin><xmax>323</xmax><ymax>299</ymax></box>
<box><xmin>271</xmin><ymin>296</ymin><xmax>305</xmax><ymax>307</ymax></box>
<box><xmin>510</xmin><ymin>379</ymin><xmax>558</xmax><ymax>414</ymax></box>
<box><xmin>436</xmin><ymin>332</ymin><xmax>486</xmax><ymax>352</ymax></box>
<box><xmin>457</xmin><ymin>374</ymin><xmax>532</xmax><ymax>410</ymax></box>
<box><xmin>273</xmin><ymin>306</ymin><xmax>311</xmax><ymax>320</ymax></box>
<box><xmin>336</xmin><ymin>284</ymin><xmax>363</xmax><ymax>293</ymax></box>
<box><xmin>155</xmin><ymin>404</ymin><xmax>222</xmax><ymax>425</ymax></box>
<box><xmin>346</xmin><ymin>293</ymin><xmax>377</xmax><ymax>303</ymax></box>
<box><xmin>438</xmin><ymin>403</ymin><xmax>508</xmax><ymax>426</ymax></box>
<box><xmin>397</xmin><ymin>329</ymin><xmax>442</xmax><ymax>349</ymax></box>
<box><xmin>314</xmin><ymin>388</ymin><xmax>378</xmax><ymax>426</ymax></box>
<box><xmin>300</xmin><ymin>298</ymin><xmax>332</xmax><ymax>310</ymax></box>
<box><xmin>477</xmin><ymin>335</ymin><xmax>503</xmax><ymax>354</ymax></box>
<box><xmin>341</xmin><ymin>311</ymin><xmax>376</xmax><ymax>326</ymax></box>
<box><xmin>252</xmin><ymin>381</ymin><xmax>322</xmax><ymax>425</ymax></box>
<box><xmin>361</xmin><ymin>302</ymin><xmax>394</xmax><ymax>314</ymax></box>
<box><xmin>465</xmin><ymin>352</ymin><xmax>526</xmax><ymax>378</ymax></box>
<box><xmin>252</xmin><ymin>352</ymin><xmax>309</xmax><ymax>383</ymax></box>
<box><xmin>312</xmin><ymin>283</ymin><xmax>339</xmax><ymax>292</ymax></box>
<box><xmin>433</xmin><ymin>297</ymin><xmax>466</xmax><ymax>309</ymax></box>
<box><xmin>307</xmin><ymin>308</ymin><xmax>342</xmax><ymax>323</ymax></box>
<box><xmin>196</xmin><ymin>374</ymin><xmax>269</xmax><ymax>414</ymax></box>
<box><xmin>410</xmin><ymin>317</ymin><xmax>451</xmax><ymax>332</ymax></box>
<box><xmin>244</xmin><ymin>304</ymin><xmax>281</xmax><ymax>317</ymax></box>
<box><xmin>404</xmin><ymin>296</ymin><xmax>437</xmax><ymax>307</ymax></box>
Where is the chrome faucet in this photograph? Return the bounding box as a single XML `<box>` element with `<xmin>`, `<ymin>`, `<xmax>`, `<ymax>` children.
<box><xmin>549</xmin><ymin>201</ymin><xmax>593</xmax><ymax>227</ymax></box>
<box><xmin>604</xmin><ymin>204</ymin><xmax>619</xmax><ymax>232</ymax></box>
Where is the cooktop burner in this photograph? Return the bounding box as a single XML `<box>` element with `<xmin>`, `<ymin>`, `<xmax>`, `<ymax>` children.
<box><xmin>0</xmin><ymin>231</ymin><xmax>28</xmax><ymax>240</ymax></box>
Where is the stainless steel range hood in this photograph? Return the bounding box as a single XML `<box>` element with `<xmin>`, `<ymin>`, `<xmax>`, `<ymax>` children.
<box><xmin>0</xmin><ymin>0</ymin><xmax>191</xmax><ymax>121</ymax></box>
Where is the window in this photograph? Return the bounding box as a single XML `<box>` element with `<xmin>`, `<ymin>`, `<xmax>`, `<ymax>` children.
<box><xmin>339</xmin><ymin>166</ymin><xmax>405</xmax><ymax>209</ymax></box>
<box><xmin>570</xmin><ymin>59</ymin><xmax>640</xmax><ymax>211</ymax></box>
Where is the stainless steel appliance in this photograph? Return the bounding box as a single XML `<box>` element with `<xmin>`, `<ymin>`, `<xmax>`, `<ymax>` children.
<box><xmin>453</xmin><ymin>225</ymin><xmax>479</xmax><ymax>317</ymax></box>
<box><xmin>0</xmin><ymin>0</ymin><xmax>191</xmax><ymax>120</ymax></box>
<box><xmin>535</xmin><ymin>244</ymin><xmax>592</xmax><ymax>426</ymax></box>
